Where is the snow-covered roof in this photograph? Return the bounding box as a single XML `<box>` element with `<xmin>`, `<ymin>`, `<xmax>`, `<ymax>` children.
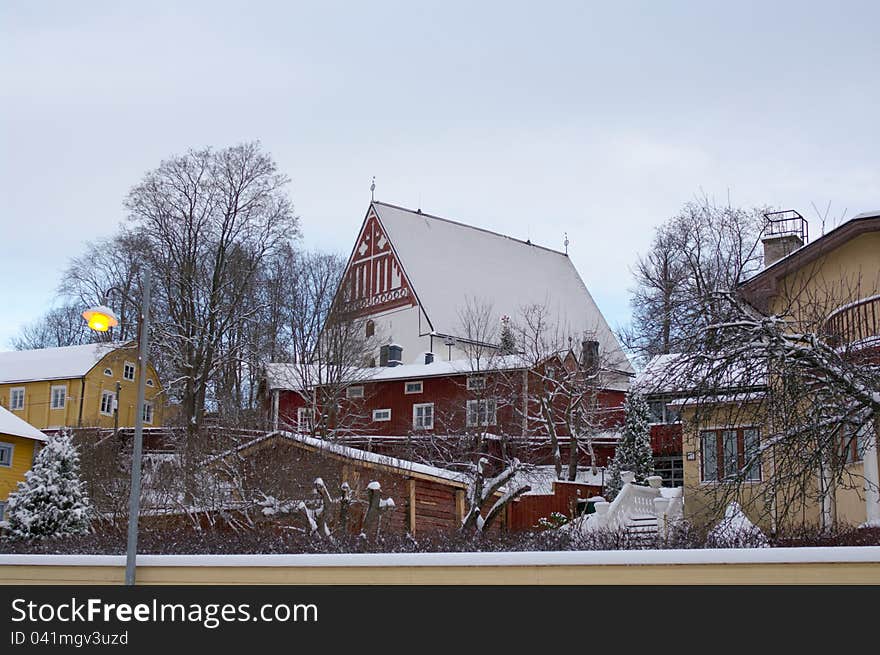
<box><xmin>0</xmin><ymin>342</ymin><xmax>131</xmax><ymax>384</ymax></box>
<box><xmin>634</xmin><ymin>353</ymin><xmax>767</xmax><ymax>396</ymax></box>
<box><xmin>371</xmin><ymin>202</ymin><xmax>634</xmax><ymax>375</ymax></box>
<box><xmin>0</xmin><ymin>405</ymin><xmax>47</xmax><ymax>441</ymax></box>
<box><xmin>265</xmin><ymin>355</ymin><xmax>527</xmax><ymax>391</ymax></box>
<box><xmin>511</xmin><ymin>465</ymin><xmax>606</xmax><ymax>496</ymax></box>
<box><xmin>206</xmin><ymin>430</ymin><xmax>472</xmax><ymax>487</ymax></box>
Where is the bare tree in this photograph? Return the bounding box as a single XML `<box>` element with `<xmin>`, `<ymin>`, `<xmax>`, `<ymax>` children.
<box><xmin>505</xmin><ymin>303</ymin><xmax>619</xmax><ymax>481</ymax></box>
<box><xmin>622</xmin><ymin>196</ymin><xmax>767</xmax><ymax>364</ymax></box>
<box><xmin>124</xmin><ymin>141</ymin><xmax>298</xmax><ymax>434</ymax></box>
<box><xmin>10</xmin><ymin>304</ymin><xmax>95</xmax><ymax>350</ymax></box>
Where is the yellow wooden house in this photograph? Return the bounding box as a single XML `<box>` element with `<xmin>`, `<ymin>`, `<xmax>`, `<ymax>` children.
<box><xmin>0</xmin><ymin>342</ymin><xmax>164</xmax><ymax>430</ymax></box>
<box><xmin>676</xmin><ymin>209</ymin><xmax>880</xmax><ymax>531</ymax></box>
<box><xmin>0</xmin><ymin>404</ymin><xmax>47</xmax><ymax>521</ymax></box>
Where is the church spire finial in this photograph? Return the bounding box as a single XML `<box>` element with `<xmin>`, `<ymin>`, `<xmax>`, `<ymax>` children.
<box><xmin>564</xmin><ymin>232</ymin><xmax>569</xmax><ymax>255</ymax></box>
<box><xmin>370</xmin><ymin>176</ymin><xmax>376</xmax><ymax>202</ymax></box>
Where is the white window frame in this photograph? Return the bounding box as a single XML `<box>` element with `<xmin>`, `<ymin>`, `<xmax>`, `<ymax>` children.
<box><xmin>50</xmin><ymin>385</ymin><xmax>67</xmax><ymax>410</ymax></box>
<box><xmin>466</xmin><ymin>375</ymin><xmax>486</xmax><ymax>391</ymax></box>
<box><xmin>0</xmin><ymin>442</ymin><xmax>13</xmax><ymax>467</ymax></box>
<box><xmin>372</xmin><ymin>408</ymin><xmax>392</xmax><ymax>422</ymax></box>
<box><xmin>9</xmin><ymin>387</ymin><xmax>25</xmax><ymax>411</ymax></box>
<box><xmin>104</xmin><ymin>368</ymin><xmax>113</xmax><ymax>377</ymax></box>
<box><xmin>123</xmin><ymin>361</ymin><xmax>136</xmax><ymax>381</ymax></box>
<box><xmin>648</xmin><ymin>398</ymin><xmax>680</xmax><ymax>425</ymax></box>
<box><xmin>100</xmin><ymin>390</ymin><xmax>116</xmax><ymax>416</ymax></box>
<box><xmin>404</xmin><ymin>381</ymin><xmax>423</xmax><ymax>395</ymax></box>
<box><xmin>346</xmin><ymin>385</ymin><xmax>364</xmax><ymax>399</ymax></box>
<box><xmin>146</xmin><ymin>379</ymin><xmax>154</xmax><ymax>387</ymax></box>
<box><xmin>466</xmin><ymin>399</ymin><xmax>497</xmax><ymax>427</ymax></box>
<box><xmin>412</xmin><ymin>402</ymin><xmax>434</xmax><ymax>430</ymax></box>
<box><xmin>142</xmin><ymin>401</ymin><xmax>154</xmax><ymax>425</ymax></box>
<box><xmin>297</xmin><ymin>407</ymin><xmax>313</xmax><ymax>433</ymax></box>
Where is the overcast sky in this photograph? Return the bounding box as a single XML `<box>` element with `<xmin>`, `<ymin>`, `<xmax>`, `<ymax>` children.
<box><xmin>1</xmin><ymin>1</ymin><xmax>877</xmax><ymax>350</ymax></box>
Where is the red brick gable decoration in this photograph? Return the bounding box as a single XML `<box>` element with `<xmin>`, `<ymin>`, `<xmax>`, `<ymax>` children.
<box><xmin>341</xmin><ymin>208</ymin><xmax>417</xmax><ymax>316</ymax></box>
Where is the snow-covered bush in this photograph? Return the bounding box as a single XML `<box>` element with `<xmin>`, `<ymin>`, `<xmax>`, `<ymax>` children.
<box><xmin>2</xmin><ymin>429</ymin><xmax>92</xmax><ymax>540</ymax></box>
<box><xmin>604</xmin><ymin>392</ymin><xmax>655</xmax><ymax>500</ymax></box>
<box><xmin>705</xmin><ymin>502</ymin><xmax>769</xmax><ymax>548</ymax></box>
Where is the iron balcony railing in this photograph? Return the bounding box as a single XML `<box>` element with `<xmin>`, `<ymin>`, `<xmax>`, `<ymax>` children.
<box><xmin>824</xmin><ymin>294</ymin><xmax>880</xmax><ymax>348</ymax></box>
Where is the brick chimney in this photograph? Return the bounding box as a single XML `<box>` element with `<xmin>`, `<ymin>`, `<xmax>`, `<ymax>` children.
<box><xmin>762</xmin><ymin>233</ymin><xmax>803</xmax><ymax>267</ymax></box>
<box><xmin>762</xmin><ymin>210</ymin><xmax>808</xmax><ymax>268</ymax></box>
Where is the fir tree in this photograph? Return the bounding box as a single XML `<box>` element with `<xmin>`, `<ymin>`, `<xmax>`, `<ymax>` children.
<box><xmin>604</xmin><ymin>391</ymin><xmax>654</xmax><ymax>500</ymax></box>
<box><xmin>499</xmin><ymin>315</ymin><xmax>516</xmax><ymax>355</ymax></box>
<box><xmin>3</xmin><ymin>428</ymin><xmax>91</xmax><ymax>539</ymax></box>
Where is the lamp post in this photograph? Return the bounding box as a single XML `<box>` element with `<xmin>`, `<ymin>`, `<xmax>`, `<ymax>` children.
<box><xmin>82</xmin><ymin>270</ymin><xmax>151</xmax><ymax>586</ymax></box>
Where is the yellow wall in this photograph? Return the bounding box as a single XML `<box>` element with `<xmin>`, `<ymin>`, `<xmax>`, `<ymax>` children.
<box><xmin>677</xmin><ymin>401</ymin><xmax>823</xmax><ymax>532</ymax></box>
<box><xmin>769</xmin><ymin>231</ymin><xmax>880</xmax><ymax>329</ymax></box>
<box><xmin>0</xmin><ymin>348</ymin><xmax>164</xmax><ymax>430</ymax></box>
<box><xmin>687</xmin><ymin>229</ymin><xmax>880</xmax><ymax>530</ymax></box>
<box><xmin>0</xmin><ymin>434</ymin><xmax>39</xmax><ymax>502</ymax></box>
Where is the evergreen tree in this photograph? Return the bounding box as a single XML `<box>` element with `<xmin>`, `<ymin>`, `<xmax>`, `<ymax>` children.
<box><xmin>3</xmin><ymin>428</ymin><xmax>91</xmax><ymax>539</ymax></box>
<box><xmin>604</xmin><ymin>391</ymin><xmax>654</xmax><ymax>500</ymax></box>
<box><xmin>499</xmin><ymin>315</ymin><xmax>516</xmax><ymax>355</ymax></box>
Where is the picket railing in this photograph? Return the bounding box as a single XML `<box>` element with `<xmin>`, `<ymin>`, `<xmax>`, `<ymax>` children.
<box><xmin>582</xmin><ymin>472</ymin><xmax>683</xmax><ymax>536</ymax></box>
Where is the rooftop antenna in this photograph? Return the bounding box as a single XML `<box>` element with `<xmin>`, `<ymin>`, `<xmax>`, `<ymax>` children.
<box><xmin>370</xmin><ymin>176</ymin><xmax>376</xmax><ymax>202</ymax></box>
<box><xmin>564</xmin><ymin>232</ymin><xmax>569</xmax><ymax>255</ymax></box>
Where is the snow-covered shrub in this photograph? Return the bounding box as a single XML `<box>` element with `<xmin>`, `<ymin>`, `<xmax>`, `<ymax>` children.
<box><xmin>604</xmin><ymin>391</ymin><xmax>654</xmax><ymax>500</ymax></box>
<box><xmin>535</xmin><ymin>511</ymin><xmax>570</xmax><ymax>531</ymax></box>
<box><xmin>705</xmin><ymin>502</ymin><xmax>769</xmax><ymax>548</ymax></box>
<box><xmin>2</xmin><ymin>428</ymin><xmax>92</xmax><ymax>540</ymax></box>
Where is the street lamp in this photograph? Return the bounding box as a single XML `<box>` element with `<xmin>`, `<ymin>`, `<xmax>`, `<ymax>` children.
<box><xmin>82</xmin><ymin>270</ymin><xmax>152</xmax><ymax>586</ymax></box>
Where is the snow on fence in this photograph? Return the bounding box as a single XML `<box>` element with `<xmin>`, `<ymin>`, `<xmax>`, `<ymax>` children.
<box><xmin>1</xmin><ymin>547</ymin><xmax>879</xmax><ymax>585</ymax></box>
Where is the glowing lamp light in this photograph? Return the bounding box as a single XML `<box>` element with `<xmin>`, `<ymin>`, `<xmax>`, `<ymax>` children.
<box><xmin>82</xmin><ymin>305</ymin><xmax>119</xmax><ymax>332</ymax></box>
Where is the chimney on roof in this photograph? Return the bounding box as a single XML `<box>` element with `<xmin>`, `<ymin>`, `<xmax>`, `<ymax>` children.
<box><xmin>387</xmin><ymin>344</ymin><xmax>403</xmax><ymax>367</ymax></box>
<box><xmin>424</xmin><ymin>352</ymin><xmax>434</xmax><ymax>365</ymax></box>
<box><xmin>762</xmin><ymin>210</ymin><xmax>807</xmax><ymax>268</ymax></box>
<box><xmin>580</xmin><ymin>339</ymin><xmax>599</xmax><ymax>372</ymax></box>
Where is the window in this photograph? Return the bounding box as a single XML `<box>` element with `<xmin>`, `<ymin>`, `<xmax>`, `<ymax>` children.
<box><xmin>0</xmin><ymin>442</ymin><xmax>13</xmax><ymax>467</ymax></box>
<box><xmin>346</xmin><ymin>385</ymin><xmax>364</xmax><ymax>399</ymax></box>
<box><xmin>365</xmin><ymin>320</ymin><xmax>375</xmax><ymax>338</ymax></box>
<box><xmin>0</xmin><ymin>501</ymin><xmax>6</xmax><ymax>521</ymax></box>
<box><xmin>297</xmin><ymin>407</ymin><xmax>313</xmax><ymax>433</ymax></box>
<box><xmin>372</xmin><ymin>408</ymin><xmax>392</xmax><ymax>422</ymax></box>
<box><xmin>104</xmin><ymin>368</ymin><xmax>113</xmax><ymax>377</ymax></box>
<box><xmin>653</xmin><ymin>454</ymin><xmax>684</xmax><ymax>488</ymax></box>
<box><xmin>413</xmin><ymin>403</ymin><xmax>434</xmax><ymax>430</ymax></box>
<box><xmin>467</xmin><ymin>376</ymin><xmax>486</xmax><ymax>391</ymax></box>
<box><xmin>142</xmin><ymin>401</ymin><xmax>154</xmax><ymax>425</ymax></box>
<box><xmin>9</xmin><ymin>387</ymin><xmax>24</xmax><ymax>411</ymax></box>
<box><xmin>648</xmin><ymin>399</ymin><xmax>680</xmax><ymax>425</ymax></box>
<box><xmin>50</xmin><ymin>385</ymin><xmax>66</xmax><ymax>410</ymax></box>
<box><xmin>123</xmin><ymin>361</ymin><xmax>136</xmax><ymax>381</ymax></box>
<box><xmin>839</xmin><ymin>422</ymin><xmax>869</xmax><ymax>465</ymax></box>
<box><xmin>146</xmin><ymin>379</ymin><xmax>154</xmax><ymax>387</ymax></box>
<box><xmin>466</xmin><ymin>399</ymin><xmax>497</xmax><ymax>427</ymax></box>
<box><xmin>100</xmin><ymin>390</ymin><xmax>116</xmax><ymax>416</ymax></box>
<box><xmin>404</xmin><ymin>381</ymin><xmax>423</xmax><ymax>395</ymax></box>
<box><xmin>140</xmin><ymin>402</ymin><xmax>153</xmax><ymax>424</ymax></box>
<box><xmin>701</xmin><ymin>428</ymin><xmax>761</xmax><ymax>482</ymax></box>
